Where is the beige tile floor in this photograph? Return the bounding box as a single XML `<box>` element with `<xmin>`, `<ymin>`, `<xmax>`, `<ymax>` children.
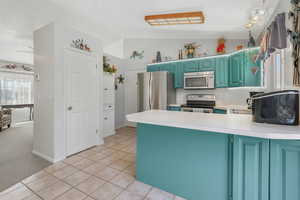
<box><xmin>0</xmin><ymin>127</ymin><xmax>186</xmax><ymax>200</ymax></box>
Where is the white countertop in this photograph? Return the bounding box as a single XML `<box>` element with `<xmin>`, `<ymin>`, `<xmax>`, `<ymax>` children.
<box><xmin>214</xmin><ymin>105</ymin><xmax>249</xmax><ymax>110</ymax></box>
<box><xmin>126</xmin><ymin>110</ymin><xmax>300</xmax><ymax>140</ymax></box>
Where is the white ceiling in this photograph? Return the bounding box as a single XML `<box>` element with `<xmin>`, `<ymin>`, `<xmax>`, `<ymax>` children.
<box><xmin>0</xmin><ymin>0</ymin><xmax>280</xmax><ymax>64</ymax></box>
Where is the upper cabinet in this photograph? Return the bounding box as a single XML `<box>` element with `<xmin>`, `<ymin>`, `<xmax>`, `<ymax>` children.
<box><xmin>147</xmin><ymin>47</ymin><xmax>262</xmax><ymax>89</ymax></box>
<box><xmin>244</xmin><ymin>49</ymin><xmax>261</xmax><ymax>87</ymax></box>
<box><xmin>198</xmin><ymin>58</ymin><xmax>216</xmax><ymax>71</ymax></box>
<box><xmin>216</xmin><ymin>57</ymin><xmax>229</xmax><ymax>88</ymax></box>
<box><xmin>229</xmin><ymin>52</ymin><xmax>245</xmax><ymax>87</ymax></box>
<box><xmin>147</xmin><ymin>65</ymin><xmax>161</xmax><ymax>72</ymax></box>
<box><xmin>182</xmin><ymin>61</ymin><xmax>199</xmax><ymax>73</ymax></box>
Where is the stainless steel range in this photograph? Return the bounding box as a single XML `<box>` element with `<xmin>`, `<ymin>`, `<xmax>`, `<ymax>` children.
<box><xmin>181</xmin><ymin>94</ymin><xmax>216</xmax><ymax>113</ymax></box>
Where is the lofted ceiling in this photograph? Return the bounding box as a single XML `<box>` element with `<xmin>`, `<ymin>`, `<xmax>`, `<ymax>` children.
<box><xmin>0</xmin><ymin>0</ymin><xmax>280</xmax><ymax>64</ymax></box>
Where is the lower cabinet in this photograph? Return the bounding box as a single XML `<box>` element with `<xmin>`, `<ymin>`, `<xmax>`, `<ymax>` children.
<box><xmin>232</xmin><ymin>136</ymin><xmax>269</xmax><ymax>200</ymax></box>
<box><xmin>270</xmin><ymin>140</ymin><xmax>300</xmax><ymax>200</ymax></box>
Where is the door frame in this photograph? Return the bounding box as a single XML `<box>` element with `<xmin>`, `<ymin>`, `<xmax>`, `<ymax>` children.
<box><xmin>63</xmin><ymin>47</ymin><xmax>101</xmax><ymax>157</ymax></box>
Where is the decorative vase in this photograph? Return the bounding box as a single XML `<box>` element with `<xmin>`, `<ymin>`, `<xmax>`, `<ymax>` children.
<box><xmin>156</xmin><ymin>51</ymin><xmax>162</xmax><ymax>63</ymax></box>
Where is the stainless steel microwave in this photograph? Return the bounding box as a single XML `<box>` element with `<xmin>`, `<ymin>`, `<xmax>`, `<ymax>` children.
<box><xmin>252</xmin><ymin>90</ymin><xmax>299</xmax><ymax>126</ymax></box>
<box><xmin>184</xmin><ymin>71</ymin><xmax>215</xmax><ymax>90</ymax></box>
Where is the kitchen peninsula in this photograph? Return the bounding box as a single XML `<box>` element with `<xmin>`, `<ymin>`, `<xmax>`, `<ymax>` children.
<box><xmin>127</xmin><ymin>110</ymin><xmax>300</xmax><ymax>200</ymax></box>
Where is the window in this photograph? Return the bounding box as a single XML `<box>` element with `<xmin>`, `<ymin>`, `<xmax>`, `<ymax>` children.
<box><xmin>0</xmin><ymin>72</ymin><xmax>34</xmax><ymax>105</ymax></box>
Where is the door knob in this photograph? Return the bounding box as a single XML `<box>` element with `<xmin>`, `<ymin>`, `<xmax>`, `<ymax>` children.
<box><xmin>68</xmin><ymin>106</ymin><xmax>73</xmax><ymax>111</ymax></box>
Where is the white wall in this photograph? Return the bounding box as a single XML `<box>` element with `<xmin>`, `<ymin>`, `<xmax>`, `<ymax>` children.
<box><xmin>34</xmin><ymin>22</ymin><xmax>103</xmax><ymax>162</ymax></box>
<box><xmin>103</xmin><ymin>40</ymin><xmax>124</xmax><ymax>59</ymax></box>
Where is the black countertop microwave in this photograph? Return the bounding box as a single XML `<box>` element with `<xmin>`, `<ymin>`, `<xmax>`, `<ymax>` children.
<box><xmin>252</xmin><ymin>90</ymin><xmax>299</xmax><ymax>126</ymax></box>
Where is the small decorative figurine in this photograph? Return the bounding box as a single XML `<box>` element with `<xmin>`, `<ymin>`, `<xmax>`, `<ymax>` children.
<box><xmin>216</xmin><ymin>38</ymin><xmax>226</xmax><ymax>54</ymax></box>
<box><xmin>156</xmin><ymin>51</ymin><xmax>162</xmax><ymax>62</ymax></box>
<box><xmin>236</xmin><ymin>45</ymin><xmax>244</xmax><ymax>51</ymax></box>
<box><xmin>248</xmin><ymin>31</ymin><xmax>256</xmax><ymax>47</ymax></box>
<box><xmin>184</xmin><ymin>43</ymin><xmax>200</xmax><ymax>58</ymax></box>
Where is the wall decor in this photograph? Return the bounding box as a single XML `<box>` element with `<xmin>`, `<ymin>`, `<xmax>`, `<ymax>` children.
<box><xmin>103</xmin><ymin>56</ymin><xmax>117</xmax><ymax>74</ymax></box>
<box><xmin>184</xmin><ymin>43</ymin><xmax>200</xmax><ymax>58</ymax></box>
<box><xmin>216</xmin><ymin>38</ymin><xmax>226</xmax><ymax>54</ymax></box>
<box><xmin>71</xmin><ymin>39</ymin><xmax>91</xmax><ymax>52</ymax></box>
<box><xmin>251</xmin><ymin>66</ymin><xmax>259</xmax><ymax>75</ymax></box>
<box><xmin>130</xmin><ymin>50</ymin><xmax>144</xmax><ymax>60</ymax></box>
<box><xmin>22</xmin><ymin>65</ymin><xmax>33</xmax><ymax>72</ymax></box>
<box><xmin>115</xmin><ymin>74</ymin><xmax>125</xmax><ymax>90</ymax></box>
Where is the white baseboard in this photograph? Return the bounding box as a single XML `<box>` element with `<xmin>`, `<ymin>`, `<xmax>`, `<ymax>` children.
<box><xmin>32</xmin><ymin>150</ymin><xmax>65</xmax><ymax>163</ymax></box>
<box><xmin>103</xmin><ymin>130</ymin><xmax>116</xmax><ymax>138</ymax></box>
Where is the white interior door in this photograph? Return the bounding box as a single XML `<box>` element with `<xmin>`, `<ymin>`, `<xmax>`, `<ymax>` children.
<box><xmin>65</xmin><ymin>49</ymin><xmax>98</xmax><ymax>156</ymax></box>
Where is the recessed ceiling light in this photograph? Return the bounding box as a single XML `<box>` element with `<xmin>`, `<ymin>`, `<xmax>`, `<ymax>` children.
<box><xmin>145</xmin><ymin>11</ymin><xmax>205</xmax><ymax>26</ymax></box>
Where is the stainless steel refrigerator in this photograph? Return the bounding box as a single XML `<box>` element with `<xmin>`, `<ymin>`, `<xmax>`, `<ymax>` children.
<box><xmin>137</xmin><ymin>71</ymin><xmax>176</xmax><ymax>112</ymax></box>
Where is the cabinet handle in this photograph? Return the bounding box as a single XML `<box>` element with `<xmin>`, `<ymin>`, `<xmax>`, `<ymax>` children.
<box><xmin>104</xmin><ymin>117</ymin><xmax>108</xmax><ymax>120</ymax></box>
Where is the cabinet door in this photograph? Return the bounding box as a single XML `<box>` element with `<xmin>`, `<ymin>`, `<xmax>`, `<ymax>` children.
<box><xmin>182</xmin><ymin>61</ymin><xmax>199</xmax><ymax>73</ymax></box>
<box><xmin>198</xmin><ymin>58</ymin><xmax>216</xmax><ymax>71</ymax></box>
<box><xmin>103</xmin><ymin>110</ymin><xmax>115</xmax><ymax>137</ymax></box>
<box><xmin>147</xmin><ymin>65</ymin><xmax>161</xmax><ymax>72</ymax></box>
<box><xmin>244</xmin><ymin>49</ymin><xmax>261</xmax><ymax>87</ymax></box>
<box><xmin>229</xmin><ymin>52</ymin><xmax>245</xmax><ymax>87</ymax></box>
<box><xmin>216</xmin><ymin>57</ymin><xmax>229</xmax><ymax>88</ymax></box>
<box><xmin>270</xmin><ymin>140</ymin><xmax>300</xmax><ymax>200</ymax></box>
<box><xmin>232</xmin><ymin>136</ymin><xmax>269</xmax><ymax>200</ymax></box>
<box><xmin>174</xmin><ymin>63</ymin><xmax>184</xmax><ymax>88</ymax></box>
<box><xmin>161</xmin><ymin>63</ymin><xmax>176</xmax><ymax>74</ymax></box>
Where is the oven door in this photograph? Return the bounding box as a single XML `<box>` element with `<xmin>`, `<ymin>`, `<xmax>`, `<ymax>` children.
<box><xmin>184</xmin><ymin>75</ymin><xmax>212</xmax><ymax>89</ymax></box>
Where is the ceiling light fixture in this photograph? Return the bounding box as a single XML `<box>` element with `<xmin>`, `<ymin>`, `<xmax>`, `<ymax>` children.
<box><xmin>245</xmin><ymin>8</ymin><xmax>266</xmax><ymax>29</ymax></box>
<box><xmin>145</xmin><ymin>11</ymin><xmax>205</xmax><ymax>26</ymax></box>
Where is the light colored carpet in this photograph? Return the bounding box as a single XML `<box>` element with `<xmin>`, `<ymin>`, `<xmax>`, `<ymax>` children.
<box><xmin>0</xmin><ymin>123</ymin><xmax>51</xmax><ymax>191</ymax></box>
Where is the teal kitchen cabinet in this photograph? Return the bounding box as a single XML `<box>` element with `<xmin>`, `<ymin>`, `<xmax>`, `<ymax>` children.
<box><xmin>160</xmin><ymin>63</ymin><xmax>176</xmax><ymax>74</ymax></box>
<box><xmin>232</xmin><ymin>136</ymin><xmax>269</xmax><ymax>200</ymax></box>
<box><xmin>174</xmin><ymin>63</ymin><xmax>184</xmax><ymax>88</ymax></box>
<box><xmin>182</xmin><ymin>61</ymin><xmax>199</xmax><ymax>73</ymax></box>
<box><xmin>270</xmin><ymin>140</ymin><xmax>300</xmax><ymax>200</ymax></box>
<box><xmin>229</xmin><ymin>52</ymin><xmax>245</xmax><ymax>87</ymax></box>
<box><xmin>198</xmin><ymin>58</ymin><xmax>216</xmax><ymax>71</ymax></box>
<box><xmin>244</xmin><ymin>49</ymin><xmax>261</xmax><ymax>87</ymax></box>
<box><xmin>147</xmin><ymin>64</ymin><xmax>161</xmax><ymax>72</ymax></box>
<box><xmin>215</xmin><ymin>57</ymin><xmax>229</xmax><ymax>88</ymax></box>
